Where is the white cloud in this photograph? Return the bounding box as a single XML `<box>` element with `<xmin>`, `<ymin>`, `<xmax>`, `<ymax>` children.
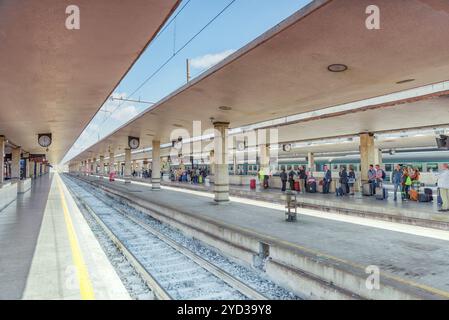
<box><xmin>190</xmin><ymin>49</ymin><xmax>235</xmax><ymax>70</ymax></box>
<box><xmin>110</xmin><ymin>105</ymin><xmax>138</xmax><ymax>121</ymax></box>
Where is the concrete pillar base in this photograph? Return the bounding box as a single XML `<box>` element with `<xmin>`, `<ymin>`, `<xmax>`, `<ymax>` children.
<box><xmin>151</xmin><ymin>177</ymin><xmax>161</xmax><ymax>190</ymax></box>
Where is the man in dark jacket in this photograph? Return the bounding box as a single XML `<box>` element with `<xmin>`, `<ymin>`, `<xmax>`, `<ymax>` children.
<box><xmin>280</xmin><ymin>169</ymin><xmax>288</xmax><ymax>192</ymax></box>
<box><xmin>288</xmin><ymin>169</ymin><xmax>295</xmax><ymax>190</ymax></box>
<box><xmin>339</xmin><ymin>166</ymin><xmax>349</xmax><ymax>195</ymax></box>
<box><xmin>323</xmin><ymin>165</ymin><xmax>332</xmax><ymax>194</ymax></box>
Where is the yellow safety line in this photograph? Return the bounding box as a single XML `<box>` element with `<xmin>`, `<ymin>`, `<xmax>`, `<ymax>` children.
<box><xmin>56</xmin><ymin>174</ymin><xmax>95</xmax><ymax>300</ymax></box>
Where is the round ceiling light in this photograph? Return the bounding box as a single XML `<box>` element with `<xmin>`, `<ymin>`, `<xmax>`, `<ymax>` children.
<box><xmin>327</xmin><ymin>64</ymin><xmax>348</xmax><ymax>72</ymax></box>
<box><xmin>219</xmin><ymin>106</ymin><xmax>232</xmax><ymax>111</ymax></box>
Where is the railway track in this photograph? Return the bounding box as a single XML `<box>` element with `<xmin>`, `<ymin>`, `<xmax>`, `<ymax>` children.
<box><xmin>63</xmin><ymin>176</ymin><xmax>269</xmax><ymax>300</ymax></box>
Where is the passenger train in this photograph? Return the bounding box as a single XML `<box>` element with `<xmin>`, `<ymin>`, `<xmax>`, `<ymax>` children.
<box><xmin>169</xmin><ymin>150</ymin><xmax>449</xmax><ymax>183</ymax></box>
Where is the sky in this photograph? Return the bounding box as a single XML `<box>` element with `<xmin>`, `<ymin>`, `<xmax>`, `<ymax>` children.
<box><xmin>61</xmin><ymin>0</ymin><xmax>312</xmax><ymax>163</ymax></box>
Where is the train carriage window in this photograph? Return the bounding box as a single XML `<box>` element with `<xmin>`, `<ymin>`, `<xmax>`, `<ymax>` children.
<box><xmin>293</xmin><ymin>165</ymin><xmax>298</xmax><ymax>170</ymax></box>
<box><xmin>427</xmin><ymin>163</ymin><xmax>438</xmax><ymax>172</ymax></box>
<box><xmin>287</xmin><ymin>165</ymin><xmax>291</xmax><ymax>170</ymax></box>
<box><xmin>385</xmin><ymin>164</ymin><xmax>393</xmax><ymax>172</ymax></box>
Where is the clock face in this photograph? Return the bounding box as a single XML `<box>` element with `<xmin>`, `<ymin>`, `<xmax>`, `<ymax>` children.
<box><xmin>283</xmin><ymin>144</ymin><xmax>291</xmax><ymax>152</ymax></box>
<box><xmin>38</xmin><ymin>135</ymin><xmax>52</xmax><ymax>147</ymax></box>
<box><xmin>129</xmin><ymin>138</ymin><xmax>139</xmax><ymax>149</ymax></box>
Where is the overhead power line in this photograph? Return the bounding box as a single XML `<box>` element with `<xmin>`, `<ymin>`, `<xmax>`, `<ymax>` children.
<box><xmin>100</xmin><ymin>0</ymin><xmax>238</xmax><ymax>127</ymax></box>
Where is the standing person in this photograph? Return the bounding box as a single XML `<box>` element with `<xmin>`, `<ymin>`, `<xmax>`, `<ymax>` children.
<box><xmin>348</xmin><ymin>166</ymin><xmax>356</xmax><ymax>195</ymax></box>
<box><xmin>435</xmin><ymin>163</ymin><xmax>449</xmax><ymax>212</ymax></box>
<box><xmin>411</xmin><ymin>167</ymin><xmax>421</xmax><ymax>190</ymax></box>
<box><xmin>288</xmin><ymin>168</ymin><xmax>295</xmax><ymax>191</ymax></box>
<box><xmin>298</xmin><ymin>166</ymin><xmax>307</xmax><ymax>194</ymax></box>
<box><xmin>392</xmin><ymin>164</ymin><xmax>403</xmax><ymax>201</ymax></box>
<box><xmin>258</xmin><ymin>168</ymin><xmax>264</xmax><ymax>189</ymax></box>
<box><xmin>401</xmin><ymin>168</ymin><xmax>411</xmax><ymax>201</ymax></box>
<box><xmin>280</xmin><ymin>169</ymin><xmax>288</xmax><ymax>192</ymax></box>
<box><xmin>323</xmin><ymin>165</ymin><xmax>332</xmax><ymax>194</ymax></box>
<box><xmin>339</xmin><ymin>166</ymin><xmax>349</xmax><ymax>195</ymax></box>
<box><xmin>368</xmin><ymin>165</ymin><xmax>377</xmax><ymax>194</ymax></box>
<box><xmin>375</xmin><ymin>164</ymin><xmax>385</xmax><ymax>188</ymax></box>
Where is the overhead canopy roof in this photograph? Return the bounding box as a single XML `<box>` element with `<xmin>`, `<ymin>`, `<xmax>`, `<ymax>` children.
<box><xmin>71</xmin><ymin>0</ymin><xmax>449</xmax><ymax>163</ymax></box>
<box><xmin>0</xmin><ymin>0</ymin><xmax>180</xmax><ymax>164</ymax></box>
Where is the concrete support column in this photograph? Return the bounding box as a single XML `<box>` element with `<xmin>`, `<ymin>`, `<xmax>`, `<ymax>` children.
<box><xmin>259</xmin><ymin>144</ymin><xmax>270</xmax><ymax>173</ymax></box>
<box><xmin>360</xmin><ymin>133</ymin><xmax>376</xmax><ymax>184</ymax></box>
<box><xmin>11</xmin><ymin>147</ymin><xmax>21</xmax><ymax>180</ymax></box>
<box><xmin>0</xmin><ymin>136</ymin><xmax>5</xmax><ymax>184</ymax></box>
<box><xmin>151</xmin><ymin>140</ymin><xmax>161</xmax><ymax>190</ymax></box>
<box><xmin>28</xmin><ymin>160</ymin><xmax>34</xmax><ymax>179</ymax></box>
<box><xmin>109</xmin><ymin>152</ymin><xmax>115</xmax><ymax>174</ymax></box>
<box><xmin>307</xmin><ymin>152</ymin><xmax>315</xmax><ymax>173</ymax></box>
<box><xmin>209</xmin><ymin>150</ymin><xmax>215</xmax><ymax>176</ymax></box>
<box><xmin>257</xmin><ymin>129</ymin><xmax>271</xmax><ymax>176</ymax></box>
<box><xmin>99</xmin><ymin>155</ymin><xmax>105</xmax><ymax>178</ymax></box>
<box><xmin>132</xmin><ymin>160</ymin><xmax>137</xmax><ymax>174</ymax></box>
<box><xmin>23</xmin><ymin>157</ymin><xmax>29</xmax><ymax>179</ymax></box>
<box><xmin>124</xmin><ymin>149</ymin><xmax>132</xmax><ymax>183</ymax></box>
<box><xmin>213</xmin><ymin>122</ymin><xmax>230</xmax><ymax>203</ymax></box>
<box><xmin>116</xmin><ymin>161</ymin><xmax>121</xmax><ymax>176</ymax></box>
<box><xmin>374</xmin><ymin>148</ymin><xmax>383</xmax><ymax>167</ymax></box>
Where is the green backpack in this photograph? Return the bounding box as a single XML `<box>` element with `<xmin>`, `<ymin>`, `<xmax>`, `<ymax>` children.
<box><xmin>405</xmin><ymin>176</ymin><xmax>412</xmax><ymax>186</ymax></box>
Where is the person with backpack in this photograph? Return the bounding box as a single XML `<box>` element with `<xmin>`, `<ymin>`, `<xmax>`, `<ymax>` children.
<box><xmin>401</xmin><ymin>168</ymin><xmax>412</xmax><ymax>201</ymax></box>
<box><xmin>392</xmin><ymin>164</ymin><xmax>403</xmax><ymax>201</ymax></box>
<box><xmin>435</xmin><ymin>163</ymin><xmax>449</xmax><ymax>212</ymax></box>
<box><xmin>411</xmin><ymin>168</ymin><xmax>421</xmax><ymax>190</ymax></box>
<box><xmin>375</xmin><ymin>164</ymin><xmax>386</xmax><ymax>187</ymax></box>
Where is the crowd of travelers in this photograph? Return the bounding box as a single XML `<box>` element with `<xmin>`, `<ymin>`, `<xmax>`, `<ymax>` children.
<box><xmin>277</xmin><ymin>163</ymin><xmax>449</xmax><ymax>212</ymax></box>
<box><xmin>170</xmin><ymin>167</ymin><xmax>209</xmax><ymax>184</ymax></box>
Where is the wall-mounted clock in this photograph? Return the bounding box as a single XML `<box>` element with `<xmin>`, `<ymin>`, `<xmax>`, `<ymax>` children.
<box><xmin>128</xmin><ymin>136</ymin><xmax>140</xmax><ymax>149</ymax></box>
<box><xmin>38</xmin><ymin>133</ymin><xmax>52</xmax><ymax>148</ymax></box>
<box><xmin>282</xmin><ymin>144</ymin><xmax>292</xmax><ymax>152</ymax></box>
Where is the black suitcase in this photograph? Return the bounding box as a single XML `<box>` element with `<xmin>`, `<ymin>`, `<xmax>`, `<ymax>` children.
<box><xmin>418</xmin><ymin>193</ymin><xmax>432</xmax><ymax>202</ymax></box>
<box><xmin>424</xmin><ymin>188</ymin><xmax>433</xmax><ymax>201</ymax></box>
<box><xmin>308</xmin><ymin>182</ymin><xmax>317</xmax><ymax>193</ymax></box>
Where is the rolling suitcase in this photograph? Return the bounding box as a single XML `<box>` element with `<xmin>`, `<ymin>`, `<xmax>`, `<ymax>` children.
<box><xmin>308</xmin><ymin>182</ymin><xmax>317</xmax><ymax>193</ymax></box>
<box><xmin>424</xmin><ymin>188</ymin><xmax>433</xmax><ymax>201</ymax></box>
<box><xmin>437</xmin><ymin>188</ymin><xmax>443</xmax><ymax>206</ymax></box>
<box><xmin>418</xmin><ymin>193</ymin><xmax>431</xmax><ymax>202</ymax></box>
<box><xmin>375</xmin><ymin>187</ymin><xmax>388</xmax><ymax>200</ymax></box>
<box><xmin>336</xmin><ymin>187</ymin><xmax>344</xmax><ymax>197</ymax></box>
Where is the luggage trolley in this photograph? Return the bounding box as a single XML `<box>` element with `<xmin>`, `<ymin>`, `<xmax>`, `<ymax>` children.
<box><xmin>284</xmin><ymin>190</ymin><xmax>298</xmax><ymax>222</ymax></box>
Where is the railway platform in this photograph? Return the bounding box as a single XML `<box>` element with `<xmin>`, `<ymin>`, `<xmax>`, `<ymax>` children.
<box><xmin>118</xmin><ymin>177</ymin><xmax>449</xmax><ymax>231</ymax></box>
<box><xmin>72</xmin><ymin>174</ymin><xmax>449</xmax><ymax>300</ymax></box>
<box><xmin>0</xmin><ymin>173</ymin><xmax>130</xmax><ymax>300</ymax></box>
